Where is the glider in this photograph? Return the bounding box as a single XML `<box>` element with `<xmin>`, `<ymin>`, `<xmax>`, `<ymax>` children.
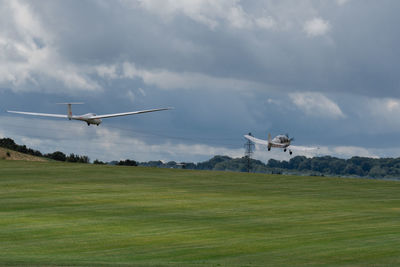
<box><xmin>8</xmin><ymin>103</ymin><xmax>172</xmax><ymax>126</ymax></box>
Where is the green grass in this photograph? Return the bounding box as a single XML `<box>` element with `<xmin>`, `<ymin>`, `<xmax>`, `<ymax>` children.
<box><xmin>0</xmin><ymin>160</ymin><xmax>400</xmax><ymax>266</ymax></box>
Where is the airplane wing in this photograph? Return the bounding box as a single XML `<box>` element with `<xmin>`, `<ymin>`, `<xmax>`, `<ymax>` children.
<box><xmin>289</xmin><ymin>145</ymin><xmax>319</xmax><ymax>151</ymax></box>
<box><xmin>244</xmin><ymin>135</ymin><xmax>269</xmax><ymax>146</ymax></box>
<box><xmin>90</xmin><ymin>107</ymin><xmax>172</xmax><ymax>119</ymax></box>
<box><xmin>7</xmin><ymin>110</ymin><xmax>68</xmax><ymax>118</ymax></box>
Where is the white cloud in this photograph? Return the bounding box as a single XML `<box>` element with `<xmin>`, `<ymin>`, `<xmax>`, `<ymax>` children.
<box><xmin>303</xmin><ymin>17</ymin><xmax>330</xmax><ymax>37</ymax></box>
<box><xmin>320</xmin><ymin>146</ymin><xmax>378</xmax><ymax>158</ymax></box>
<box><xmin>289</xmin><ymin>92</ymin><xmax>345</xmax><ymax>119</ymax></box>
<box><xmin>337</xmin><ymin>0</ymin><xmax>350</xmax><ymax>6</ymax></box>
<box><xmin>266</xmin><ymin>98</ymin><xmax>282</xmax><ymax>106</ymax></box>
<box><xmin>366</xmin><ymin>97</ymin><xmax>400</xmax><ymax>115</ymax></box>
<box><xmin>360</xmin><ymin>97</ymin><xmax>400</xmax><ymax>133</ymax></box>
<box><xmin>138</xmin><ymin>87</ymin><xmax>146</xmax><ymax>96</ymax></box>
<box><xmin>251</xmin><ymin>143</ymin><xmax>380</xmax><ymax>163</ymax></box>
<box><xmin>0</xmin><ymin>0</ymin><xmax>100</xmax><ymax>92</ymax></box>
<box><xmin>385</xmin><ymin>98</ymin><xmax>400</xmax><ymax>112</ymax></box>
<box><xmin>1</xmin><ymin>114</ymin><xmax>398</xmax><ymax>164</ymax></box>
<box><xmin>131</xmin><ymin>0</ymin><xmax>277</xmax><ymax>30</ymax></box>
<box><xmin>226</xmin><ymin>4</ymin><xmax>252</xmax><ymax>29</ymax></box>
<box><xmin>95</xmin><ymin>64</ymin><xmax>118</xmax><ymax>79</ymax></box>
<box><xmin>122</xmin><ymin>62</ymin><xmax>262</xmax><ymax>91</ymax></box>
<box><xmin>0</xmin><ymin>115</ymin><xmax>243</xmax><ymax>162</ymax></box>
<box><xmin>126</xmin><ymin>90</ymin><xmax>136</xmax><ymax>103</ymax></box>
<box><xmin>255</xmin><ymin>16</ymin><xmax>276</xmax><ymax>30</ymax></box>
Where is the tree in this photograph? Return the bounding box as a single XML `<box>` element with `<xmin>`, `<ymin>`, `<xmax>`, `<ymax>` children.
<box><xmin>117</xmin><ymin>159</ymin><xmax>137</xmax><ymax>166</ymax></box>
<box><xmin>368</xmin><ymin>166</ymin><xmax>386</xmax><ymax>178</ymax></box>
<box><xmin>46</xmin><ymin>151</ymin><xmax>66</xmax><ymax>162</ymax></box>
<box><xmin>344</xmin><ymin>164</ymin><xmax>364</xmax><ymax>176</ymax></box>
<box><xmin>288</xmin><ymin>156</ymin><xmax>307</xmax><ymax>169</ymax></box>
<box><xmin>267</xmin><ymin>159</ymin><xmax>281</xmax><ymax>168</ymax></box>
<box><xmin>196</xmin><ymin>155</ymin><xmax>232</xmax><ymax>170</ymax></box>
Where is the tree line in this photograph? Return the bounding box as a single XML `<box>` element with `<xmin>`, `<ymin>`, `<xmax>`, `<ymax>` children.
<box><xmin>2</xmin><ymin>137</ymin><xmax>400</xmax><ymax>178</ymax></box>
<box><xmin>137</xmin><ymin>155</ymin><xmax>400</xmax><ymax>179</ymax></box>
<box><xmin>0</xmin><ymin>137</ymin><xmax>135</xmax><ymax>166</ymax></box>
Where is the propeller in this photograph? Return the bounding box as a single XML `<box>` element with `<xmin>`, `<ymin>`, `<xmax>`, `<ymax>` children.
<box><xmin>285</xmin><ymin>133</ymin><xmax>294</xmax><ymax>142</ymax></box>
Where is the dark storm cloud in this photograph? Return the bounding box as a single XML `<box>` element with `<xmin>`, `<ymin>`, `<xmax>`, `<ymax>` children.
<box><xmin>6</xmin><ymin>0</ymin><xmax>398</xmax><ymax>97</ymax></box>
<box><xmin>21</xmin><ymin>1</ymin><xmax>400</xmax><ymax>97</ymax></box>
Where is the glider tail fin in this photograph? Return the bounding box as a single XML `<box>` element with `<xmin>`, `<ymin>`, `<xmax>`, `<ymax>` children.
<box><xmin>56</xmin><ymin>102</ymin><xmax>84</xmax><ymax>120</ymax></box>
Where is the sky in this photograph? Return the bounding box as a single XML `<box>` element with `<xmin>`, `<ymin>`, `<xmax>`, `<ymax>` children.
<box><xmin>1</xmin><ymin>0</ymin><xmax>400</xmax><ymax>163</ymax></box>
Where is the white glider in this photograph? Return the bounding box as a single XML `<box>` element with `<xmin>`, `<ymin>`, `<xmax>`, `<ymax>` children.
<box><xmin>8</xmin><ymin>103</ymin><xmax>172</xmax><ymax>126</ymax></box>
<box><xmin>244</xmin><ymin>133</ymin><xmax>318</xmax><ymax>155</ymax></box>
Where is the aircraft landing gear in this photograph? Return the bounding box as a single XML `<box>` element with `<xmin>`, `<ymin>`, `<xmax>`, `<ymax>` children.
<box><xmin>268</xmin><ymin>147</ymin><xmax>271</xmax><ymax>151</ymax></box>
<box><xmin>284</xmin><ymin>148</ymin><xmax>287</xmax><ymax>152</ymax></box>
<box><xmin>87</xmin><ymin>122</ymin><xmax>90</xmax><ymax>126</ymax></box>
<box><xmin>289</xmin><ymin>150</ymin><xmax>293</xmax><ymax>155</ymax></box>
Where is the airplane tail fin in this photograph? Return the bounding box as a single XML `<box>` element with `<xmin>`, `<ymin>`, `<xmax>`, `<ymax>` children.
<box><xmin>267</xmin><ymin>133</ymin><xmax>272</xmax><ymax>143</ymax></box>
<box><xmin>56</xmin><ymin>102</ymin><xmax>84</xmax><ymax>120</ymax></box>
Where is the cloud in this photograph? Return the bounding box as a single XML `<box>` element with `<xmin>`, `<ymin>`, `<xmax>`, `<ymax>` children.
<box><xmin>252</xmin><ymin>144</ymin><xmax>378</xmax><ymax>162</ymax></box>
<box><xmin>289</xmin><ymin>92</ymin><xmax>345</xmax><ymax>119</ymax></box>
<box><xmin>266</xmin><ymin>98</ymin><xmax>282</xmax><ymax>106</ymax></box>
<box><xmin>303</xmin><ymin>17</ymin><xmax>330</xmax><ymax>37</ymax></box>
<box><xmin>365</xmin><ymin>97</ymin><xmax>400</xmax><ymax>117</ymax></box>
<box><xmin>138</xmin><ymin>87</ymin><xmax>146</xmax><ymax>96</ymax></box>
<box><xmin>126</xmin><ymin>90</ymin><xmax>136</xmax><ymax>103</ymax></box>
<box><xmin>131</xmin><ymin>0</ymin><xmax>277</xmax><ymax>30</ymax></box>
<box><xmin>358</xmin><ymin>97</ymin><xmax>400</xmax><ymax>133</ymax></box>
<box><xmin>386</xmin><ymin>99</ymin><xmax>400</xmax><ymax>111</ymax></box>
<box><xmin>95</xmin><ymin>64</ymin><xmax>118</xmax><ymax>79</ymax></box>
<box><xmin>2</xmin><ymin>0</ymin><xmax>400</xmax><ymax>164</ymax></box>
<box><xmin>0</xmin><ymin>0</ymin><xmax>100</xmax><ymax>92</ymax></box>
<box><xmin>255</xmin><ymin>16</ymin><xmax>276</xmax><ymax>30</ymax></box>
<box><xmin>318</xmin><ymin>146</ymin><xmax>378</xmax><ymax>159</ymax></box>
<box><xmin>337</xmin><ymin>0</ymin><xmax>350</xmax><ymax>6</ymax></box>
<box><xmin>0</xmin><ymin>115</ymin><xmax>243</xmax><ymax>162</ymax></box>
<box><xmin>121</xmin><ymin>62</ymin><xmax>263</xmax><ymax>91</ymax></box>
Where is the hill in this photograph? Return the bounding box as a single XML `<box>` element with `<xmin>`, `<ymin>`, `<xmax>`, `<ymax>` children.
<box><xmin>0</xmin><ymin>147</ymin><xmax>48</xmax><ymax>162</ymax></box>
<box><xmin>0</xmin><ymin>160</ymin><xmax>399</xmax><ymax>266</ymax></box>
<box><xmin>0</xmin><ymin>137</ymin><xmax>89</xmax><ymax>163</ymax></box>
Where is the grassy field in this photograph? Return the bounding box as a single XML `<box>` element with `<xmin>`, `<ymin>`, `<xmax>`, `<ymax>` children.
<box><xmin>0</xmin><ymin>160</ymin><xmax>399</xmax><ymax>266</ymax></box>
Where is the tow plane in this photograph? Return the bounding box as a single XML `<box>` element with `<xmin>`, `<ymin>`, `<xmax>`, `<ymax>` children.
<box><xmin>7</xmin><ymin>103</ymin><xmax>172</xmax><ymax>126</ymax></box>
<box><xmin>244</xmin><ymin>133</ymin><xmax>318</xmax><ymax>155</ymax></box>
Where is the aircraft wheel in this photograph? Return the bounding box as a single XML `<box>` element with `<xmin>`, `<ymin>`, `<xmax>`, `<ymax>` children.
<box><xmin>284</xmin><ymin>149</ymin><xmax>287</xmax><ymax>152</ymax></box>
<box><xmin>289</xmin><ymin>151</ymin><xmax>293</xmax><ymax>155</ymax></box>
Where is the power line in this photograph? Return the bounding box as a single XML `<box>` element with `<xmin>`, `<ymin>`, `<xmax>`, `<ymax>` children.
<box><xmin>244</xmin><ymin>132</ymin><xmax>255</xmax><ymax>173</ymax></box>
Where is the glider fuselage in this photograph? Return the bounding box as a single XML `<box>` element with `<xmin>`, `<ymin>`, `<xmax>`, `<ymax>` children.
<box><xmin>71</xmin><ymin>113</ymin><xmax>102</xmax><ymax>126</ymax></box>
